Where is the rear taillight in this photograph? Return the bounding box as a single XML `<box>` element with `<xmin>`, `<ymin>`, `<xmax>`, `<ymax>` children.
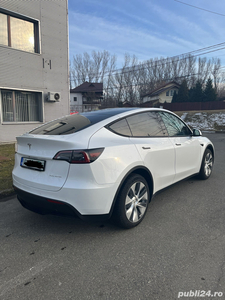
<box><xmin>53</xmin><ymin>148</ymin><xmax>104</xmax><ymax>164</ymax></box>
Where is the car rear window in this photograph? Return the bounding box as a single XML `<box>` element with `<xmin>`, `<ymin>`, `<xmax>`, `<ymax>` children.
<box><xmin>30</xmin><ymin>108</ymin><xmax>136</xmax><ymax>135</ymax></box>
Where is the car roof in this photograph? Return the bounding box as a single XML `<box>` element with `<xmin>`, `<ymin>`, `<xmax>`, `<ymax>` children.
<box><xmin>79</xmin><ymin>107</ymin><xmax>137</xmax><ymax>123</ymax></box>
<box><xmin>29</xmin><ymin>107</ymin><xmax>174</xmax><ymax>137</ymax></box>
<box><xmin>76</xmin><ymin>107</ymin><xmax>172</xmax><ymax>135</ymax></box>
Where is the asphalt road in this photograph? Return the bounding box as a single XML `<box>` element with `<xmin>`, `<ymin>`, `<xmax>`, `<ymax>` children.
<box><xmin>0</xmin><ymin>133</ymin><xmax>225</xmax><ymax>300</ymax></box>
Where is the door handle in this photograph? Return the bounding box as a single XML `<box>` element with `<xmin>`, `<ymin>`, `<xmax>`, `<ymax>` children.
<box><xmin>142</xmin><ymin>147</ymin><xmax>151</xmax><ymax>150</ymax></box>
<box><xmin>175</xmin><ymin>143</ymin><xmax>181</xmax><ymax>146</ymax></box>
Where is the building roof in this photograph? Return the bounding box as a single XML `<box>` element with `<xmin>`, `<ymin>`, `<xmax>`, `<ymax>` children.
<box><xmin>142</xmin><ymin>81</ymin><xmax>180</xmax><ymax>98</ymax></box>
<box><xmin>70</xmin><ymin>82</ymin><xmax>103</xmax><ymax>93</ymax></box>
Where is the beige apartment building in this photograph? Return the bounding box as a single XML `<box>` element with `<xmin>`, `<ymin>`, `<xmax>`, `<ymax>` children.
<box><xmin>0</xmin><ymin>0</ymin><xmax>69</xmax><ymax>142</ymax></box>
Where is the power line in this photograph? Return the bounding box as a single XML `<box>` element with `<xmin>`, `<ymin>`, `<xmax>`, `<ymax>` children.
<box><xmin>110</xmin><ymin>47</ymin><xmax>225</xmax><ymax>77</ymax></box>
<box><xmin>95</xmin><ymin>43</ymin><xmax>225</xmax><ymax>79</ymax></box>
<box><xmin>71</xmin><ymin>42</ymin><xmax>225</xmax><ymax>81</ymax></box>
<box><xmin>110</xmin><ymin>42</ymin><xmax>225</xmax><ymax>75</ymax></box>
<box><xmin>174</xmin><ymin>0</ymin><xmax>225</xmax><ymax>17</ymax></box>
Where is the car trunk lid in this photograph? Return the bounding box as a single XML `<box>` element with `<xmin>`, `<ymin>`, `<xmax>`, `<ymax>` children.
<box><xmin>13</xmin><ymin>134</ymin><xmax>88</xmax><ymax>192</ymax></box>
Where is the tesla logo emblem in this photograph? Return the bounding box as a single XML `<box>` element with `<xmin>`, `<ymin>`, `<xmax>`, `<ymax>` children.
<box><xmin>27</xmin><ymin>143</ymin><xmax>32</xmax><ymax>150</ymax></box>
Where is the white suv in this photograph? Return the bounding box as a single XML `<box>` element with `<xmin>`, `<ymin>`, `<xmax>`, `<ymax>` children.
<box><xmin>13</xmin><ymin>108</ymin><xmax>214</xmax><ymax>228</ymax></box>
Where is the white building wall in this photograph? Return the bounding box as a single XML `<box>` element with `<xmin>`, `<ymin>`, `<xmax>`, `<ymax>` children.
<box><xmin>160</xmin><ymin>91</ymin><xmax>171</xmax><ymax>103</ymax></box>
<box><xmin>70</xmin><ymin>92</ymin><xmax>83</xmax><ymax>113</ymax></box>
<box><xmin>0</xmin><ymin>0</ymin><xmax>69</xmax><ymax>142</ymax></box>
<box><xmin>143</xmin><ymin>87</ymin><xmax>179</xmax><ymax>104</ymax></box>
<box><xmin>159</xmin><ymin>88</ymin><xmax>179</xmax><ymax>103</ymax></box>
<box><xmin>143</xmin><ymin>95</ymin><xmax>158</xmax><ymax>102</ymax></box>
<box><xmin>70</xmin><ymin>92</ymin><xmax>83</xmax><ymax>106</ymax></box>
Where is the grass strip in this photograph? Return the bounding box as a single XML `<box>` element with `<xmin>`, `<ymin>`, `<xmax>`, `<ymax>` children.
<box><xmin>0</xmin><ymin>144</ymin><xmax>15</xmax><ymax>197</ymax></box>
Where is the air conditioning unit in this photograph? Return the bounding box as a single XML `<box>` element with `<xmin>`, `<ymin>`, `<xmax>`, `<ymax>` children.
<box><xmin>47</xmin><ymin>92</ymin><xmax>61</xmax><ymax>102</ymax></box>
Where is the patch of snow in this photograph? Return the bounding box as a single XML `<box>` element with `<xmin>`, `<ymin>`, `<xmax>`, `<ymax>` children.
<box><xmin>184</xmin><ymin>112</ymin><xmax>225</xmax><ymax>130</ymax></box>
<box><xmin>181</xmin><ymin>113</ymin><xmax>187</xmax><ymax>120</ymax></box>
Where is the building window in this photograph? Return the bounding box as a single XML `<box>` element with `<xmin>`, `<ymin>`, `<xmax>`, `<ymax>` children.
<box><xmin>0</xmin><ymin>13</ymin><xmax>8</xmax><ymax>46</ymax></box>
<box><xmin>0</xmin><ymin>10</ymin><xmax>39</xmax><ymax>53</ymax></box>
<box><xmin>170</xmin><ymin>90</ymin><xmax>175</xmax><ymax>96</ymax></box>
<box><xmin>166</xmin><ymin>91</ymin><xmax>169</xmax><ymax>96</ymax></box>
<box><xmin>1</xmin><ymin>90</ymin><xmax>42</xmax><ymax>122</ymax></box>
<box><xmin>74</xmin><ymin>97</ymin><xmax>77</xmax><ymax>102</ymax></box>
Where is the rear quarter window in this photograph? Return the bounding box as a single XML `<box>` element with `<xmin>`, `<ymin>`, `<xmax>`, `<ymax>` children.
<box><xmin>108</xmin><ymin>118</ymin><xmax>132</xmax><ymax>136</ymax></box>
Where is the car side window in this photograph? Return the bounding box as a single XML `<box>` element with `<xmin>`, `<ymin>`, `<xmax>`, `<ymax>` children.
<box><xmin>108</xmin><ymin>118</ymin><xmax>132</xmax><ymax>136</ymax></box>
<box><xmin>158</xmin><ymin>112</ymin><xmax>191</xmax><ymax>136</ymax></box>
<box><xmin>126</xmin><ymin>112</ymin><xmax>168</xmax><ymax>137</ymax></box>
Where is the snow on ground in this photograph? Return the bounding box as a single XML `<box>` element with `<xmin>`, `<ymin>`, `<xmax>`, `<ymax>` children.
<box><xmin>181</xmin><ymin>112</ymin><xmax>225</xmax><ymax>131</ymax></box>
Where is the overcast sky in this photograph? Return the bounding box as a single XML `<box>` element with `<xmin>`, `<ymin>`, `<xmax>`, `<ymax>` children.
<box><xmin>68</xmin><ymin>0</ymin><xmax>225</xmax><ymax>67</ymax></box>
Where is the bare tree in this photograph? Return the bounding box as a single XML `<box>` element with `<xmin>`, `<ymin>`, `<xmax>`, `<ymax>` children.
<box><xmin>103</xmin><ymin>54</ymin><xmax>117</xmax><ymax>104</ymax></box>
<box><xmin>70</xmin><ymin>50</ymin><xmax>117</xmax><ymax>88</ymax></box>
<box><xmin>211</xmin><ymin>57</ymin><xmax>221</xmax><ymax>92</ymax></box>
<box><xmin>70</xmin><ymin>49</ymin><xmax>223</xmax><ymax>105</ymax></box>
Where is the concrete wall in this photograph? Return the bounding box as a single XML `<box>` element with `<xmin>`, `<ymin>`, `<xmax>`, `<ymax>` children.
<box><xmin>0</xmin><ymin>0</ymin><xmax>69</xmax><ymax>142</ymax></box>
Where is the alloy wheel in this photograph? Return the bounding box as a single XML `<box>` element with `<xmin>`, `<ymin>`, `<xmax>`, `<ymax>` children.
<box><xmin>204</xmin><ymin>152</ymin><xmax>213</xmax><ymax>177</ymax></box>
<box><xmin>125</xmin><ymin>181</ymin><xmax>148</xmax><ymax>223</ymax></box>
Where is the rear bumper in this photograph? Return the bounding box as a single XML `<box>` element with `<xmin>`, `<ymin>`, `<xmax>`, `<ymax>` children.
<box><xmin>14</xmin><ymin>187</ymin><xmax>110</xmax><ymax>221</ymax></box>
<box><xmin>13</xmin><ymin>175</ymin><xmax>118</xmax><ymax>215</ymax></box>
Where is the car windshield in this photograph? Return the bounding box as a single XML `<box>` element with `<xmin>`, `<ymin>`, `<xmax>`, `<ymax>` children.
<box><xmin>30</xmin><ymin>108</ymin><xmax>136</xmax><ymax>135</ymax></box>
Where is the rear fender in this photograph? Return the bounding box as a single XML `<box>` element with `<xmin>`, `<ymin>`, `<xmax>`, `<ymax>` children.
<box><xmin>109</xmin><ymin>166</ymin><xmax>154</xmax><ymax>217</ymax></box>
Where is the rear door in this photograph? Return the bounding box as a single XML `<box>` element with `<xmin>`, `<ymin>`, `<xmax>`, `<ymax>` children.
<box><xmin>126</xmin><ymin>111</ymin><xmax>176</xmax><ymax>193</ymax></box>
<box><xmin>158</xmin><ymin>111</ymin><xmax>201</xmax><ymax>182</ymax></box>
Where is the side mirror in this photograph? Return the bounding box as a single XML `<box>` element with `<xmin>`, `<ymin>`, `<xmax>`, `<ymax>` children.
<box><xmin>192</xmin><ymin>129</ymin><xmax>202</xmax><ymax>136</ymax></box>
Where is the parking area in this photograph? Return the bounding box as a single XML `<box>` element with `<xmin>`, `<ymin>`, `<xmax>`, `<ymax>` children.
<box><xmin>0</xmin><ymin>133</ymin><xmax>225</xmax><ymax>300</ymax></box>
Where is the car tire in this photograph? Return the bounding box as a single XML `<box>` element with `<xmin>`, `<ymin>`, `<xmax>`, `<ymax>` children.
<box><xmin>198</xmin><ymin>148</ymin><xmax>214</xmax><ymax>180</ymax></box>
<box><xmin>113</xmin><ymin>174</ymin><xmax>150</xmax><ymax>229</ymax></box>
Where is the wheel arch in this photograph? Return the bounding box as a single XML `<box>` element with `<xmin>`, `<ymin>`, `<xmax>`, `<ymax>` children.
<box><xmin>199</xmin><ymin>143</ymin><xmax>214</xmax><ymax>171</ymax></box>
<box><xmin>198</xmin><ymin>144</ymin><xmax>214</xmax><ymax>180</ymax></box>
<box><xmin>206</xmin><ymin>143</ymin><xmax>214</xmax><ymax>158</ymax></box>
<box><xmin>200</xmin><ymin>143</ymin><xmax>214</xmax><ymax>168</ymax></box>
<box><xmin>109</xmin><ymin>166</ymin><xmax>154</xmax><ymax>217</ymax></box>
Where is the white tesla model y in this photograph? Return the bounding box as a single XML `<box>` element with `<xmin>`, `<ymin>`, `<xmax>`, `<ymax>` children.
<box><xmin>13</xmin><ymin>108</ymin><xmax>214</xmax><ymax>228</ymax></box>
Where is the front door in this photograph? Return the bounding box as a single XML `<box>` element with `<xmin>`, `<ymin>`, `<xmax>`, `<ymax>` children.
<box><xmin>158</xmin><ymin>111</ymin><xmax>201</xmax><ymax>183</ymax></box>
